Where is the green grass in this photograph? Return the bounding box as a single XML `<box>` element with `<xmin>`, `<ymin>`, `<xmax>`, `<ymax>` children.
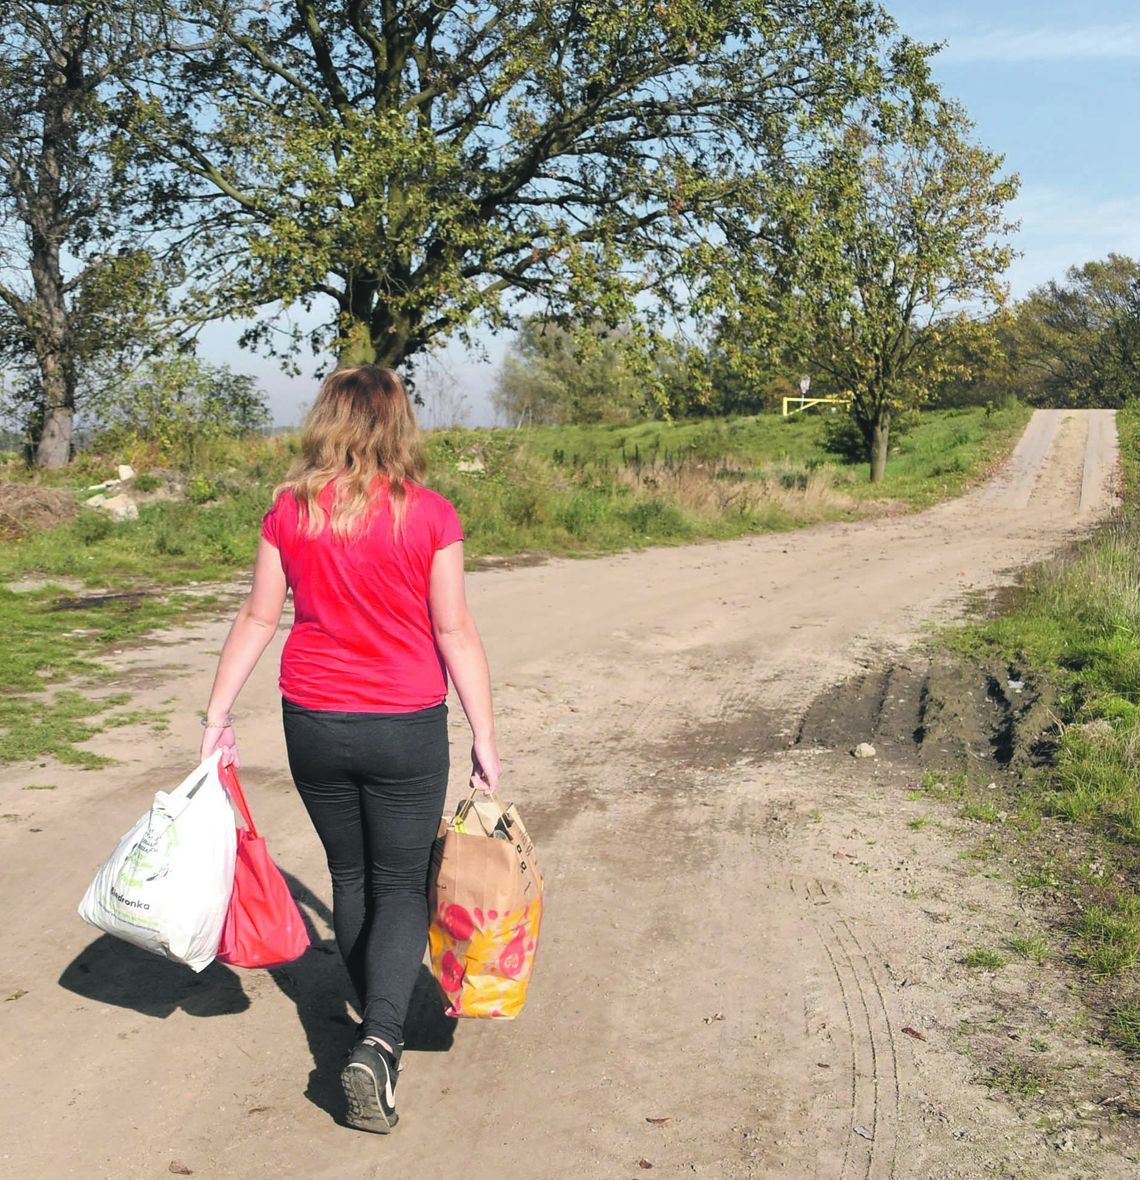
<box><xmin>937</xmin><ymin>405</ymin><xmax>1140</xmax><ymax>1052</ymax></box>
<box><xmin>2</xmin><ymin>405</ymin><xmax>1028</xmax><ymax>584</ymax></box>
<box><xmin>520</xmin><ymin>401</ymin><xmax>1030</xmax><ymax>512</ymax></box>
<box><xmin>852</xmin><ymin>402</ymin><xmax>1031</xmax><ymax>509</ymax></box>
<box><xmin>1109</xmin><ymin>1006</ymin><xmax>1140</xmax><ymax>1054</ymax></box>
<box><xmin>1077</xmin><ymin>903</ymin><xmax>1140</xmax><ymax>977</ymax></box>
<box><xmin>983</xmin><ymin>1058</ymin><xmax>1054</xmax><ymax>1099</ymax></box>
<box><xmin>429</xmin><ymin>405</ymin><xmax>1027</xmax><ymax>559</ymax></box>
<box><xmin>962</xmin><ymin>946</ymin><xmax>1009</xmax><ymax>970</ymax></box>
<box><xmin>0</xmin><ymin>690</ymin><xmax>130</xmax><ymax>768</ymax></box>
<box><xmin>1007</xmin><ymin>934</ymin><xmax>1051</xmax><ymax>963</ymax></box>
<box><xmin>960</xmin><ymin>799</ymin><xmax>1001</xmax><ymax>823</ymax></box>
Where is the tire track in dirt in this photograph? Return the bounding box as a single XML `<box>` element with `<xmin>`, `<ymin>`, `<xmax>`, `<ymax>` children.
<box><xmin>788</xmin><ymin>875</ymin><xmax>842</xmax><ymax>907</ymax></box>
<box><xmin>1081</xmin><ymin>408</ymin><xmax>1120</xmax><ymax>512</ymax></box>
<box><xmin>791</xmin><ymin>874</ymin><xmax>903</xmax><ymax>1180</ymax></box>
<box><xmin>980</xmin><ymin>407</ymin><xmax>1064</xmax><ymax>509</ymax></box>
<box><xmin>812</xmin><ymin>919</ymin><xmax>901</xmax><ymax>1180</ymax></box>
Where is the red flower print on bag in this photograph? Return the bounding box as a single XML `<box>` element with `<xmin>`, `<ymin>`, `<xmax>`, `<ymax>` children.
<box><xmin>498</xmin><ymin>927</ymin><xmax>527</xmax><ymax>979</ymax></box>
<box><xmin>441</xmin><ymin>904</ymin><xmax>474</xmax><ymax>941</ymax></box>
<box><xmin>440</xmin><ymin>949</ymin><xmax>465</xmax><ymax>993</ymax></box>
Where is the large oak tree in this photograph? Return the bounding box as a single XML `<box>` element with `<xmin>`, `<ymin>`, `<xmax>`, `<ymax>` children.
<box><xmin>134</xmin><ymin>0</ymin><xmax>934</xmax><ymax>374</ymax></box>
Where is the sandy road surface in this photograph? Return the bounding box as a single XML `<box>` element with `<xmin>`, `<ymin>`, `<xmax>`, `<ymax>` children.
<box><xmin>0</xmin><ymin>409</ymin><xmax>1128</xmax><ymax>1180</ymax></box>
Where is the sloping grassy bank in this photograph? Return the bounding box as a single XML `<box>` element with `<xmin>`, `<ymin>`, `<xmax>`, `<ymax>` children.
<box><xmin>0</xmin><ymin>404</ymin><xmax>1027</xmax><ymax>583</ymax></box>
<box><xmin>432</xmin><ymin>402</ymin><xmax>1029</xmax><ymax>554</ymax></box>
<box><xmin>942</xmin><ymin>407</ymin><xmax>1140</xmax><ymax>1052</ymax></box>
<box><xmin>0</xmin><ymin>404</ymin><xmax>1027</xmax><ymax>766</ymax></box>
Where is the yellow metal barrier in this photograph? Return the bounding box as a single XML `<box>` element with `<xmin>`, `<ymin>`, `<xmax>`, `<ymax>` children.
<box><xmin>782</xmin><ymin>395</ymin><xmax>849</xmax><ymax>417</ymax></box>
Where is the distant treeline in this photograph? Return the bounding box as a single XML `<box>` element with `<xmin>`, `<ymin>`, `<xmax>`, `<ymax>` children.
<box><xmin>493</xmin><ymin>253</ymin><xmax>1140</xmax><ymax>430</ymax></box>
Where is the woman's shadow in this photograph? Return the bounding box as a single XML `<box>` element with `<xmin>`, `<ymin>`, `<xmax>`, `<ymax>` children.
<box><xmin>269</xmin><ymin>871</ymin><xmax>458</xmax><ymax>1115</ymax></box>
<box><xmin>59</xmin><ymin>871</ymin><xmax>457</xmax><ymax>1122</ymax></box>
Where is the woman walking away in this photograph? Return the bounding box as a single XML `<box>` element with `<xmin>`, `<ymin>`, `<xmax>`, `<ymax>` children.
<box><xmin>198</xmin><ymin>365</ymin><xmax>500</xmax><ymax>1134</ymax></box>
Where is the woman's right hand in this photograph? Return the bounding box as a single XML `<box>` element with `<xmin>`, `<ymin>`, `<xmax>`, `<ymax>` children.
<box><xmin>200</xmin><ymin>723</ymin><xmax>240</xmax><ymax>769</ymax></box>
<box><xmin>470</xmin><ymin>737</ymin><xmax>501</xmax><ymax>794</ymax></box>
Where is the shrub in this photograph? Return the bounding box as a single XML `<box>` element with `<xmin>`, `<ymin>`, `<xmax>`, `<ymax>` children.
<box><xmin>86</xmin><ymin>354</ymin><xmax>271</xmax><ymax>468</ymax></box>
<box><xmin>186</xmin><ymin>474</ymin><xmax>221</xmax><ymax>505</ymax></box>
<box><xmin>624</xmin><ymin>498</ymin><xmax>688</xmax><ymax>536</ymax></box>
<box><xmin>556</xmin><ymin>491</ymin><xmax>608</xmax><ymax>538</ymax></box>
<box><xmin>822</xmin><ymin>408</ymin><xmax>920</xmax><ymax>464</ymax></box>
<box><xmin>152</xmin><ymin>528</ymin><xmax>186</xmax><ymax>556</ymax></box>
<box><xmin>72</xmin><ymin>509</ymin><xmax>114</xmax><ymax>544</ymax></box>
<box><xmin>821</xmin><ymin>413</ymin><xmax>869</xmax><ymax>463</ymax></box>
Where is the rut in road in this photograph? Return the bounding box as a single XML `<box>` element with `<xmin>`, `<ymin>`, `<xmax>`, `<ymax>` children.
<box><xmin>0</xmin><ymin>409</ymin><xmax>1127</xmax><ymax>1180</ymax></box>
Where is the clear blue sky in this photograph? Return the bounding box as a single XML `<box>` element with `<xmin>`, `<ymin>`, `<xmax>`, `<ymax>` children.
<box><xmin>207</xmin><ymin>1</ymin><xmax>1140</xmax><ymax>426</ymax></box>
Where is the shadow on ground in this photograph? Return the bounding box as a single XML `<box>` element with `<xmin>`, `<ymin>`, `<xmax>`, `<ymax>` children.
<box><xmin>59</xmin><ymin>870</ymin><xmax>458</xmax><ymax>1125</ymax></box>
<box><xmin>58</xmin><ymin>934</ymin><xmax>251</xmax><ymax>1018</ymax></box>
<box><xmin>275</xmin><ymin>871</ymin><xmax>460</xmax><ymax>1120</ymax></box>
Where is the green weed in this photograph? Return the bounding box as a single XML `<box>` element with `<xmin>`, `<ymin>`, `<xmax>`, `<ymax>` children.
<box><xmin>1108</xmin><ymin>1005</ymin><xmax>1140</xmax><ymax>1055</ymax></box>
<box><xmin>1007</xmin><ymin>934</ymin><xmax>1050</xmax><ymax>963</ymax></box>
<box><xmin>1076</xmin><ymin>903</ymin><xmax>1140</xmax><ymax>977</ymax></box>
<box><xmin>962</xmin><ymin>947</ymin><xmax>1008</xmax><ymax>969</ymax></box>
<box><xmin>960</xmin><ymin>799</ymin><xmax>1001</xmax><ymax>823</ymax></box>
<box><xmin>1018</xmin><ymin>868</ymin><xmax>1062</xmax><ymax>890</ymax></box>
<box><xmin>984</xmin><ymin>1059</ymin><xmax>1053</xmax><ymax>1099</ymax></box>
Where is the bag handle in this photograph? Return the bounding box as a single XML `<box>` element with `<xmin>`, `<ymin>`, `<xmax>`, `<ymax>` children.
<box><xmin>219</xmin><ymin>760</ymin><xmax>259</xmax><ymax>838</ymax></box>
<box><xmin>453</xmin><ymin>787</ymin><xmax>507</xmax><ymax>833</ymax></box>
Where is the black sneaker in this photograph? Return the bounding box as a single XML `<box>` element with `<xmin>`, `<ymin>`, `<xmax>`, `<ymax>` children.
<box><xmin>341</xmin><ymin>1038</ymin><xmax>400</xmax><ymax>1133</ymax></box>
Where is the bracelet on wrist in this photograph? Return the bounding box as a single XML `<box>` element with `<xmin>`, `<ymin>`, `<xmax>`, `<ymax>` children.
<box><xmin>200</xmin><ymin>715</ymin><xmax>235</xmax><ymax>729</ymax></box>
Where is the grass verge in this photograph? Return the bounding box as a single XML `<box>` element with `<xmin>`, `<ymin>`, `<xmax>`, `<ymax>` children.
<box><xmin>936</xmin><ymin>405</ymin><xmax>1140</xmax><ymax>1055</ymax></box>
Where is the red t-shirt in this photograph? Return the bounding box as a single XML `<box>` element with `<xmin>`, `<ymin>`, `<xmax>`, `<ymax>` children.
<box><xmin>261</xmin><ymin>480</ymin><xmax>464</xmax><ymax>712</ymax></box>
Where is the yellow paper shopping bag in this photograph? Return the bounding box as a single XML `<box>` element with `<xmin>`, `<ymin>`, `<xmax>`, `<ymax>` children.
<box><xmin>428</xmin><ymin>791</ymin><xmax>543</xmax><ymax>1018</ymax></box>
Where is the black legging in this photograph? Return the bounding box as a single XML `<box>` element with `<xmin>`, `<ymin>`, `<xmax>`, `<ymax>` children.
<box><xmin>282</xmin><ymin>698</ymin><xmax>449</xmax><ymax>1048</ymax></box>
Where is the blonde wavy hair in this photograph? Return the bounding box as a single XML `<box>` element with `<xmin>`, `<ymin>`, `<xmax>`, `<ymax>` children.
<box><xmin>276</xmin><ymin>365</ymin><xmax>425</xmax><ymax>538</ymax></box>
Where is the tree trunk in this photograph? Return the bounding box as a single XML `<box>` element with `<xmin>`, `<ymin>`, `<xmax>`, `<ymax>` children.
<box><xmin>337</xmin><ymin>299</ymin><xmax>415</xmax><ymax>371</ymax></box>
<box><xmin>34</xmin><ymin>355</ymin><xmax>73</xmax><ymax>468</ymax></box>
<box><xmin>869</xmin><ymin>414</ymin><xmax>890</xmax><ymax>483</ymax></box>
<box><xmin>29</xmin><ymin>267</ymin><xmax>75</xmax><ymax>467</ymax></box>
<box><xmin>29</xmin><ymin>295</ymin><xmax>75</xmax><ymax>468</ymax></box>
<box><xmin>338</xmin><ymin>318</ymin><xmax>377</xmax><ymax>367</ymax></box>
<box><xmin>27</xmin><ymin>37</ymin><xmax>77</xmax><ymax>467</ymax></box>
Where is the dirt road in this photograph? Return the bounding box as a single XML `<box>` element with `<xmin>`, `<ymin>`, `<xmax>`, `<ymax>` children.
<box><xmin>0</xmin><ymin>409</ymin><xmax>1130</xmax><ymax>1179</ymax></box>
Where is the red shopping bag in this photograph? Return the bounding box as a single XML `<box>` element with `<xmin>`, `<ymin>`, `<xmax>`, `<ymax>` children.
<box><xmin>216</xmin><ymin>764</ymin><xmax>310</xmax><ymax>968</ymax></box>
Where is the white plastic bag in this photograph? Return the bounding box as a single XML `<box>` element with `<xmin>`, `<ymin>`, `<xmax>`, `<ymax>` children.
<box><xmin>78</xmin><ymin>752</ymin><xmax>237</xmax><ymax>972</ymax></box>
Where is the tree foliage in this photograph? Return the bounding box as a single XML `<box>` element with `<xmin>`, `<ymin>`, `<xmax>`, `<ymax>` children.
<box><xmin>85</xmin><ymin>352</ymin><xmax>271</xmax><ymax>461</ymax></box>
<box><xmin>721</xmin><ymin>99</ymin><xmax>1018</xmax><ymax>480</ymax></box>
<box><xmin>493</xmin><ymin>318</ymin><xmax>645</xmax><ymax>425</ymax></box>
<box><xmin>131</xmin><ymin>0</ymin><xmax>934</xmax><ymax>376</ymax></box>
<box><xmin>1013</xmin><ymin>255</ymin><xmax>1140</xmax><ymax>408</ymax></box>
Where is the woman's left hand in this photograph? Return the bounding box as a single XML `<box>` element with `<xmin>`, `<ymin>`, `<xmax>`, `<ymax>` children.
<box><xmin>200</xmin><ymin>723</ymin><xmax>240</xmax><ymax>769</ymax></box>
<box><xmin>470</xmin><ymin>736</ymin><xmax>500</xmax><ymax>794</ymax></box>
